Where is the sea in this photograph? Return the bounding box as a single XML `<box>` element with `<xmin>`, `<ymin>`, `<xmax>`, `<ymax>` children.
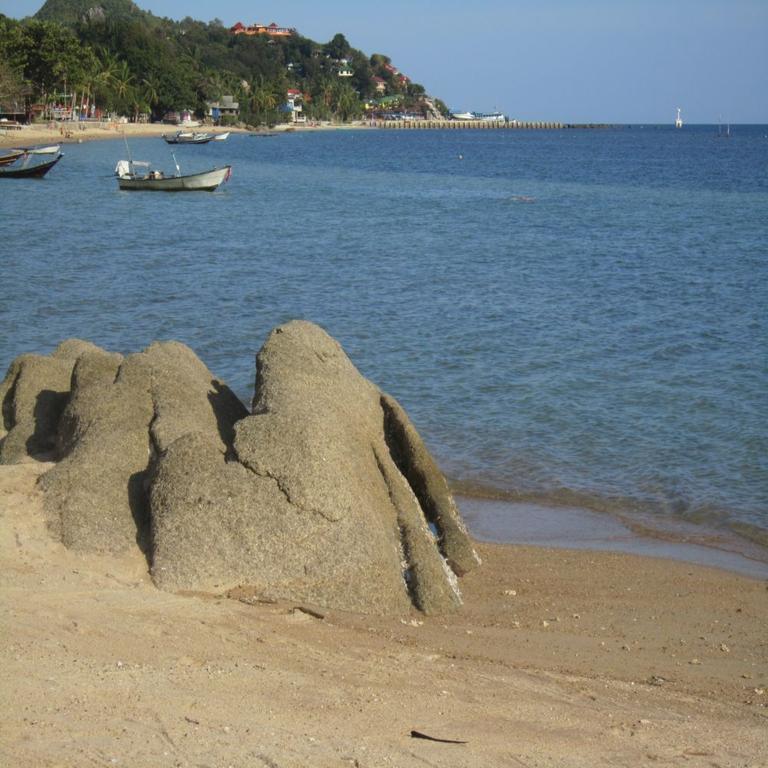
<box><xmin>1</xmin><ymin>125</ymin><xmax>767</xmax><ymax>574</ymax></box>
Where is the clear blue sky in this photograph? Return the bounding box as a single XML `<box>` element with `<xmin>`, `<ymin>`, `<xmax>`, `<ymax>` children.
<box><xmin>4</xmin><ymin>0</ymin><xmax>767</xmax><ymax>122</ymax></box>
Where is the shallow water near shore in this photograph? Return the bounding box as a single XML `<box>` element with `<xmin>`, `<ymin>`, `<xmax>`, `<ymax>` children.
<box><xmin>1</xmin><ymin>125</ymin><xmax>767</xmax><ymax>567</ymax></box>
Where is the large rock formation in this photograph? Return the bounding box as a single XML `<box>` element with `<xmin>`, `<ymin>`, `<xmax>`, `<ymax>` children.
<box><xmin>40</xmin><ymin>341</ymin><xmax>248</xmax><ymax>554</ymax></box>
<box><xmin>0</xmin><ymin>322</ymin><xmax>479</xmax><ymax>614</ymax></box>
<box><xmin>0</xmin><ymin>339</ymin><xmax>103</xmax><ymax>463</ymax></box>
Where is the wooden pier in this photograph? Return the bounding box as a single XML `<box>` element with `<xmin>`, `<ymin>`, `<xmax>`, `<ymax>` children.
<box><xmin>375</xmin><ymin>120</ymin><xmax>614</xmax><ymax>130</ymax></box>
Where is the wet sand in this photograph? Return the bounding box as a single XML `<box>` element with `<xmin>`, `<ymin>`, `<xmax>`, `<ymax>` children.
<box><xmin>459</xmin><ymin>497</ymin><xmax>768</xmax><ymax>580</ymax></box>
<box><xmin>1</xmin><ymin>461</ymin><xmax>766</xmax><ymax>767</ymax></box>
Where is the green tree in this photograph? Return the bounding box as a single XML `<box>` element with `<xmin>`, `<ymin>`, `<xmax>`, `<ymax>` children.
<box><xmin>332</xmin><ymin>82</ymin><xmax>360</xmax><ymax>122</ymax></box>
<box><xmin>324</xmin><ymin>32</ymin><xmax>350</xmax><ymax>61</ymax></box>
<box><xmin>142</xmin><ymin>73</ymin><xmax>159</xmax><ymax>116</ymax></box>
<box><xmin>0</xmin><ymin>59</ymin><xmax>31</xmax><ymax>112</ymax></box>
<box><xmin>112</xmin><ymin>59</ymin><xmax>133</xmax><ymax>100</ymax></box>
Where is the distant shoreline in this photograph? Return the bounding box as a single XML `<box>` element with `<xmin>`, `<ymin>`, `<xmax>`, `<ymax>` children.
<box><xmin>0</xmin><ymin>120</ymin><xmax>374</xmax><ymax>148</ymax></box>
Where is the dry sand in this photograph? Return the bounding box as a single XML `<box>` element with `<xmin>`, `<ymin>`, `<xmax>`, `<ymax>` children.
<box><xmin>0</xmin><ymin>121</ymin><xmax>196</xmax><ymax>148</ymax></box>
<box><xmin>1</xmin><ymin>460</ymin><xmax>766</xmax><ymax>767</ymax></box>
<box><xmin>0</xmin><ymin>120</ymin><xmax>369</xmax><ymax>149</ymax></box>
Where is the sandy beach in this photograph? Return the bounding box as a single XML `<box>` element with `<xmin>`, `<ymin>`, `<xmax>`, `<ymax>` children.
<box><xmin>0</xmin><ymin>120</ymin><xmax>369</xmax><ymax>149</ymax></box>
<box><xmin>2</xmin><ymin>459</ymin><xmax>766</xmax><ymax>767</ymax></box>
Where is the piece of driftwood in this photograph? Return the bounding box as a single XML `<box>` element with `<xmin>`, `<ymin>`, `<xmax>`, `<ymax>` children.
<box><xmin>410</xmin><ymin>730</ymin><xmax>467</xmax><ymax>744</ymax></box>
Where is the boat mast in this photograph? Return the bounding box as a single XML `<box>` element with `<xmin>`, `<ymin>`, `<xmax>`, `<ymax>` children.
<box><xmin>675</xmin><ymin>107</ymin><xmax>683</xmax><ymax>128</ymax></box>
<box><xmin>122</xmin><ymin>131</ymin><xmax>133</xmax><ymax>173</ymax></box>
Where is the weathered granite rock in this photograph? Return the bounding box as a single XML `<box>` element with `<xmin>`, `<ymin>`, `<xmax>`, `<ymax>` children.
<box><xmin>40</xmin><ymin>341</ymin><xmax>247</xmax><ymax>555</ymax></box>
<box><xmin>380</xmin><ymin>394</ymin><xmax>479</xmax><ymax>577</ymax></box>
<box><xmin>151</xmin><ymin>321</ymin><xmax>479</xmax><ymax>614</ymax></box>
<box><xmin>142</xmin><ymin>341</ymin><xmax>247</xmax><ymax>455</ymax></box>
<box><xmin>0</xmin><ymin>340</ymin><xmax>103</xmax><ymax>463</ymax></box>
<box><xmin>3</xmin><ymin>324</ymin><xmax>478</xmax><ymax>615</ymax></box>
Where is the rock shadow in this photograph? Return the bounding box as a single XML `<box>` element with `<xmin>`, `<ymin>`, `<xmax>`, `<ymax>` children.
<box><xmin>207</xmin><ymin>381</ymin><xmax>248</xmax><ymax>452</ymax></box>
<box><xmin>27</xmin><ymin>389</ymin><xmax>69</xmax><ymax>459</ymax></box>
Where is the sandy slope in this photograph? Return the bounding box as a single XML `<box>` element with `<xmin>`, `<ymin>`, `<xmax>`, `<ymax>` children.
<box><xmin>1</xmin><ymin>461</ymin><xmax>766</xmax><ymax>767</ymax></box>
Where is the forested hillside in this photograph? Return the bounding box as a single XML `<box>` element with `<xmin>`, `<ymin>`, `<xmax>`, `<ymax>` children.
<box><xmin>0</xmin><ymin>0</ymin><xmax>447</xmax><ymax>124</ymax></box>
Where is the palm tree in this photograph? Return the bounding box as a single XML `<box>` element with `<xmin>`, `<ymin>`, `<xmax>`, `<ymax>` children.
<box><xmin>333</xmin><ymin>83</ymin><xmax>359</xmax><ymax>122</ymax></box>
<box><xmin>113</xmin><ymin>60</ymin><xmax>134</xmax><ymax>101</ymax></box>
<box><xmin>249</xmin><ymin>76</ymin><xmax>277</xmax><ymax>123</ymax></box>
<box><xmin>142</xmin><ymin>74</ymin><xmax>160</xmax><ymax>118</ymax></box>
<box><xmin>93</xmin><ymin>50</ymin><xmax>119</xmax><ymax>110</ymax></box>
<box><xmin>202</xmin><ymin>71</ymin><xmax>226</xmax><ymax>102</ymax></box>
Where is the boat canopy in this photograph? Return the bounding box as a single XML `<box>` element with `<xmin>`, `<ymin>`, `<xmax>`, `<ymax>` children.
<box><xmin>115</xmin><ymin>160</ymin><xmax>150</xmax><ymax>176</ymax></box>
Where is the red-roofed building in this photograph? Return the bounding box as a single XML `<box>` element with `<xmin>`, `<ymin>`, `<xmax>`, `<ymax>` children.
<box><xmin>230</xmin><ymin>21</ymin><xmax>296</xmax><ymax>37</ymax></box>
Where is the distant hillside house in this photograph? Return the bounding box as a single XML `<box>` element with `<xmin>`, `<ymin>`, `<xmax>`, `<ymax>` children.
<box><xmin>206</xmin><ymin>95</ymin><xmax>239</xmax><ymax>122</ymax></box>
<box><xmin>337</xmin><ymin>66</ymin><xmax>354</xmax><ymax>77</ymax></box>
<box><xmin>230</xmin><ymin>21</ymin><xmax>296</xmax><ymax>37</ymax></box>
<box><xmin>372</xmin><ymin>76</ymin><xmax>387</xmax><ymax>94</ymax></box>
<box><xmin>284</xmin><ymin>89</ymin><xmax>306</xmax><ymax>123</ymax></box>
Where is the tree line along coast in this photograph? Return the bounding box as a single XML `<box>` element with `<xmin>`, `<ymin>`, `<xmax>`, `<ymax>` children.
<box><xmin>0</xmin><ymin>0</ymin><xmax>450</xmax><ymax>129</ymax></box>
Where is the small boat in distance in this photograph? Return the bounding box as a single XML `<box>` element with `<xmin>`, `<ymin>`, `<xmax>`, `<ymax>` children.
<box><xmin>0</xmin><ymin>152</ymin><xmax>63</xmax><ymax>178</ymax></box>
<box><xmin>212</xmin><ymin>132</ymin><xmax>231</xmax><ymax>141</ymax></box>
<box><xmin>675</xmin><ymin>107</ymin><xmax>683</xmax><ymax>128</ymax></box>
<box><xmin>163</xmin><ymin>131</ymin><xmax>215</xmax><ymax>144</ymax></box>
<box><xmin>451</xmin><ymin>110</ymin><xmax>507</xmax><ymax>122</ymax></box>
<box><xmin>716</xmin><ymin>115</ymin><xmax>730</xmax><ymax>138</ymax></box>
<box><xmin>114</xmin><ymin>159</ymin><xmax>231</xmax><ymax>191</ymax></box>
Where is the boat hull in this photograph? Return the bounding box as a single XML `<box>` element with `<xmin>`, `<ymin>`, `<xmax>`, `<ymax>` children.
<box><xmin>117</xmin><ymin>166</ymin><xmax>230</xmax><ymax>191</ymax></box>
<box><xmin>0</xmin><ymin>153</ymin><xmax>63</xmax><ymax>178</ymax></box>
<box><xmin>163</xmin><ymin>131</ymin><xmax>214</xmax><ymax>144</ymax></box>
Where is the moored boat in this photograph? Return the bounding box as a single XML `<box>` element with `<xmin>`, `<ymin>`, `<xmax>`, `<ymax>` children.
<box><xmin>114</xmin><ymin>159</ymin><xmax>231</xmax><ymax>191</ymax></box>
<box><xmin>0</xmin><ymin>149</ymin><xmax>25</xmax><ymax>166</ymax></box>
<box><xmin>451</xmin><ymin>110</ymin><xmax>507</xmax><ymax>122</ymax></box>
<box><xmin>0</xmin><ymin>152</ymin><xmax>63</xmax><ymax>178</ymax></box>
<box><xmin>12</xmin><ymin>144</ymin><xmax>62</xmax><ymax>155</ymax></box>
<box><xmin>475</xmin><ymin>111</ymin><xmax>507</xmax><ymax>122</ymax></box>
<box><xmin>212</xmin><ymin>132</ymin><xmax>231</xmax><ymax>141</ymax></box>
<box><xmin>163</xmin><ymin>131</ymin><xmax>215</xmax><ymax>144</ymax></box>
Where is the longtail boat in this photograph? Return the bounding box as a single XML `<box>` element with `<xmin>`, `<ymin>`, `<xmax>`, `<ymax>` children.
<box><xmin>0</xmin><ymin>153</ymin><xmax>63</xmax><ymax>178</ymax></box>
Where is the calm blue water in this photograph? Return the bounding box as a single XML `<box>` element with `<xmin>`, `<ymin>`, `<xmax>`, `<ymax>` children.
<box><xmin>1</xmin><ymin>125</ymin><xmax>767</xmax><ymax>546</ymax></box>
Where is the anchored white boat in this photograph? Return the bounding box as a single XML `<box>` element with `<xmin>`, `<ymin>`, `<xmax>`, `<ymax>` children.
<box><xmin>163</xmin><ymin>131</ymin><xmax>214</xmax><ymax>144</ymax></box>
<box><xmin>477</xmin><ymin>111</ymin><xmax>506</xmax><ymax>122</ymax></box>
<box><xmin>675</xmin><ymin>107</ymin><xmax>683</xmax><ymax>128</ymax></box>
<box><xmin>114</xmin><ymin>159</ymin><xmax>231</xmax><ymax>191</ymax></box>
<box><xmin>451</xmin><ymin>110</ymin><xmax>507</xmax><ymax>122</ymax></box>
